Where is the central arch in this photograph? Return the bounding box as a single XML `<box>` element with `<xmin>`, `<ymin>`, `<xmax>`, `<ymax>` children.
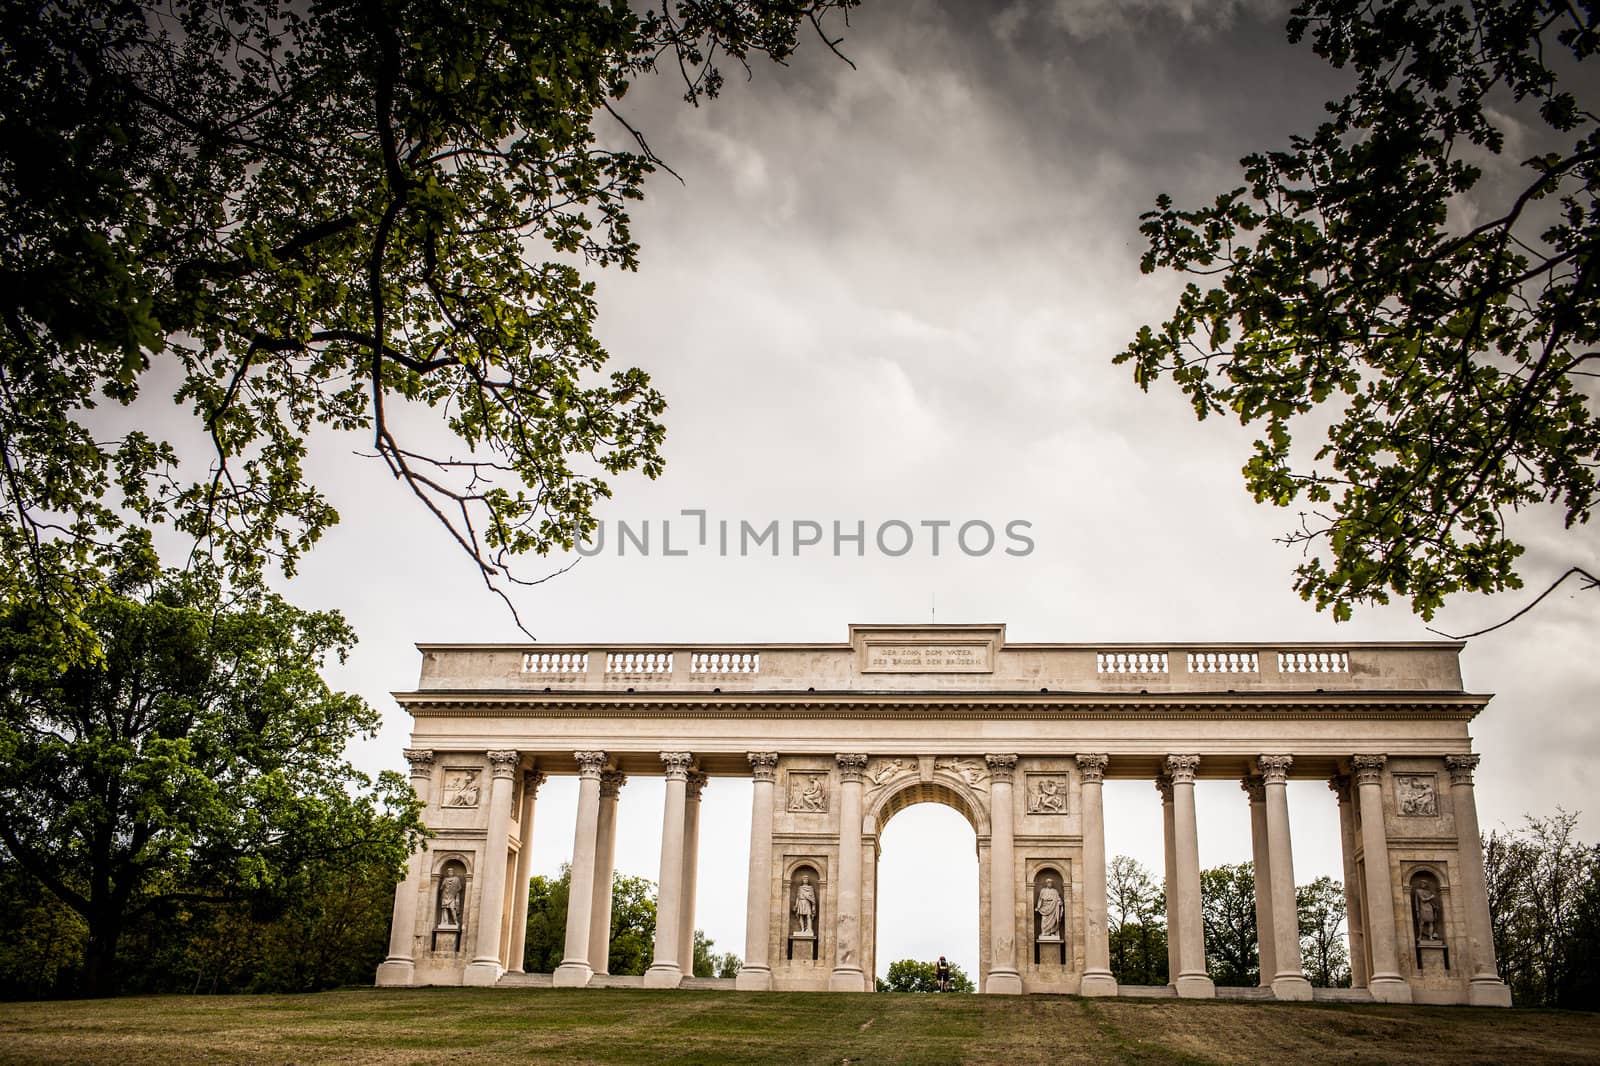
<box><xmin>863</xmin><ymin>774</ymin><xmax>992</xmax><ymax>989</ymax></box>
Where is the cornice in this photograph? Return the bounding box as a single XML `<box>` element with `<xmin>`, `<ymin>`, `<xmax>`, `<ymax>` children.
<box><xmin>394</xmin><ymin>689</ymin><xmax>1488</xmax><ymax>721</ymax></box>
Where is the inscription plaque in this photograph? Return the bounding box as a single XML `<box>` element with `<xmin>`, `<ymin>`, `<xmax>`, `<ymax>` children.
<box><xmin>863</xmin><ymin>642</ymin><xmax>992</xmax><ymax>673</ymax></box>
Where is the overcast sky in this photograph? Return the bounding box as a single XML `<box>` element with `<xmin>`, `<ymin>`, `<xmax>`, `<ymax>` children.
<box><xmin>270</xmin><ymin>0</ymin><xmax>1598</xmax><ymax>979</ymax></box>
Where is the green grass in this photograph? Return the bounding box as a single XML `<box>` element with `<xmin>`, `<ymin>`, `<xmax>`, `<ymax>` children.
<box><xmin>0</xmin><ymin>988</ymin><xmax>1596</xmax><ymax>1064</ymax></box>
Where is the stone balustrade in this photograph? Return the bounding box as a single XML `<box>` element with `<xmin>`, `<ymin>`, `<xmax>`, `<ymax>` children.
<box><xmin>418</xmin><ymin>626</ymin><xmax>1465</xmax><ymax>694</ymax></box>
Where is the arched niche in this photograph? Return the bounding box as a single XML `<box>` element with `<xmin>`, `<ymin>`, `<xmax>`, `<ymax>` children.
<box><xmin>787</xmin><ymin>861</ymin><xmax>824</xmax><ymax>961</ymax></box>
<box><xmin>1409</xmin><ymin>865</ymin><xmax>1450</xmax><ymax>970</ymax></box>
<box><xmin>431</xmin><ymin>855</ymin><xmax>471</xmax><ymax>952</ymax></box>
<box><xmin>1031</xmin><ymin>864</ymin><xmax>1068</xmax><ymax>965</ymax></box>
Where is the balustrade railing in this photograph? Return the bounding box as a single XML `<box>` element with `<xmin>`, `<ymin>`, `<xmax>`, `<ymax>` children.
<box><xmin>605</xmin><ymin>651</ymin><xmax>674</xmax><ymax>676</ymax></box>
<box><xmin>1096</xmin><ymin>652</ymin><xmax>1169</xmax><ymax>675</ymax></box>
<box><xmin>1278</xmin><ymin>651</ymin><xmax>1350</xmax><ymax>673</ymax></box>
<box><xmin>1187</xmin><ymin>651</ymin><xmax>1260</xmax><ymax>674</ymax></box>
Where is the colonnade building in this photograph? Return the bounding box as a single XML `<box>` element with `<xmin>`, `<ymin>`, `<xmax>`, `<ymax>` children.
<box><xmin>375</xmin><ymin>623</ymin><xmax>1511</xmax><ymax>1006</ymax></box>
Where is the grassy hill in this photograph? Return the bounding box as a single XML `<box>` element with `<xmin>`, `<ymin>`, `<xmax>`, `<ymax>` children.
<box><xmin>1</xmin><ymin>988</ymin><xmax>1596</xmax><ymax>1064</ymax></box>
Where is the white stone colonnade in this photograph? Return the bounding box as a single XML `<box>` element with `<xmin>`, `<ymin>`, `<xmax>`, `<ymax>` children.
<box><xmin>375</xmin><ymin>624</ymin><xmax>1511</xmax><ymax>1006</ymax></box>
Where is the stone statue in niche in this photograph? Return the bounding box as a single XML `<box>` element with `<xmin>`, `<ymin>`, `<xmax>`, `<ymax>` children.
<box><xmin>788</xmin><ymin>774</ymin><xmax>828</xmax><ymax>812</ymax></box>
<box><xmin>1396</xmin><ymin>774</ymin><xmax>1438</xmax><ymax>817</ymax></box>
<box><xmin>1027</xmin><ymin>776</ymin><xmax>1069</xmax><ymax>814</ymax></box>
<box><xmin>1036</xmin><ymin>877</ymin><xmax>1065</xmax><ymax>941</ymax></box>
<box><xmin>793</xmin><ymin>873</ymin><xmax>817</xmax><ymax>937</ymax></box>
<box><xmin>1413</xmin><ymin>876</ymin><xmax>1442</xmax><ymax>942</ymax></box>
<box><xmin>444</xmin><ymin>769</ymin><xmax>480</xmax><ymax>808</ymax></box>
<box><xmin>438</xmin><ymin>869</ymin><xmax>464</xmax><ymax>929</ymax></box>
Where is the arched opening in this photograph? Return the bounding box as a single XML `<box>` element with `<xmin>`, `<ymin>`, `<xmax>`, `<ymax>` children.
<box><xmin>869</xmin><ymin>782</ymin><xmax>982</xmax><ymax>990</ymax></box>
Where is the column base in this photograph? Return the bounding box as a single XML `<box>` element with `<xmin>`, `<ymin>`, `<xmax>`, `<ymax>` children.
<box><xmin>1367</xmin><ymin>975</ymin><xmax>1413</xmax><ymax>1003</ymax></box>
<box><xmin>1174</xmin><ymin>974</ymin><xmax>1216</xmax><ymax>998</ymax></box>
<box><xmin>984</xmin><ymin>968</ymin><xmax>1023</xmax><ymax>995</ymax></box>
<box><xmin>462</xmin><ymin>959</ymin><xmax>505</xmax><ymax>987</ymax></box>
<box><xmin>1468</xmin><ymin>978</ymin><xmax>1513</xmax><ymax>1007</ymax></box>
<box><xmin>374</xmin><ymin>959</ymin><xmax>415</xmax><ymax>987</ymax></box>
<box><xmin>643</xmin><ymin>962</ymin><xmax>684</xmax><ymax>988</ymax></box>
<box><xmin>1079</xmin><ymin>971</ymin><xmax>1118</xmax><ymax>997</ymax></box>
<box><xmin>1271</xmin><ymin>974</ymin><xmax>1314</xmax><ymax>1001</ymax></box>
<box><xmin>551</xmin><ymin>961</ymin><xmax>594</xmax><ymax>988</ymax></box>
<box><xmin>735</xmin><ymin>966</ymin><xmax>773</xmax><ymax>991</ymax></box>
<box><xmin>828</xmin><ymin>967</ymin><xmax>868</xmax><ymax>992</ymax></box>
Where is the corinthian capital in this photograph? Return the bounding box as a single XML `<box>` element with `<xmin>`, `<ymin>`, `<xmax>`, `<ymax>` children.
<box><xmin>403</xmin><ymin>749</ymin><xmax>435</xmax><ymax>775</ymax></box>
<box><xmin>523</xmin><ymin>769</ymin><xmax>548</xmax><ymax>795</ymax></box>
<box><xmin>1445</xmin><ymin>754</ymin><xmax>1480</xmax><ymax>786</ymax></box>
<box><xmin>574</xmin><ymin>750</ymin><xmax>609</xmax><ymax>779</ymax></box>
<box><xmin>599</xmin><ymin>769</ymin><xmax>626</xmax><ymax>798</ymax></box>
<box><xmin>984</xmin><ymin>754</ymin><xmax>1019</xmax><ymax>782</ymax></box>
<box><xmin>487</xmin><ymin>750</ymin><xmax>521</xmax><ymax>778</ymax></box>
<box><xmin>1164</xmin><ymin>754</ymin><xmax>1200</xmax><ymax>784</ymax></box>
<box><xmin>686</xmin><ymin>771</ymin><xmax>709</xmax><ymax>800</ymax></box>
<box><xmin>748</xmin><ymin>752</ymin><xmax>780</xmax><ymax>782</ymax></box>
<box><xmin>660</xmin><ymin>751</ymin><xmax>695</xmax><ymax>779</ymax></box>
<box><xmin>1257</xmin><ymin>754</ymin><xmax>1293</xmax><ymax>784</ymax></box>
<box><xmin>1075</xmin><ymin>754</ymin><xmax>1109</xmax><ymax>784</ymax></box>
<box><xmin>1350</xmin><ymin>754</ymin><xmax>1387</xmax><ymax>787</ymax></box>
<box><xmin>836</xmin><ymin>753</ymin><xmax>869</xmax><ymax>783</ymax></box>
<box><xmin>1240</xmin><ymin>775</ymin><xmax>1266</xmax><ymax>803</ymax></box>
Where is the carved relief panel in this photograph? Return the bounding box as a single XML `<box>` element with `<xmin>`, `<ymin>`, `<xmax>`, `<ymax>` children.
<box><xmin>1395</xmin><ymin>774</ymin><xmax>1439</xmax><ymax>817</ymax></box>
<box><xmin>787</xmin><ymin>772</ymin><xmax>829</xmax><ymax>813</ymax></box>
<box><xmin>1025</xmin><ymin>774</ymin><xmax>1069</xmax><ymax>815</ymax></box>
<box><xmin>934</xmin><ymin>757</ymin><xmax>989</xmax><ymax>791</ymax></box>
<box><xmin>866</xmin><ymin>758</ymin><xmax>913</xmax><ymax>788</ymax></box>
<box><xmin>442</xmin><ymin>768</ymin><xmax>482</xmax><ymax>808</ymax></box>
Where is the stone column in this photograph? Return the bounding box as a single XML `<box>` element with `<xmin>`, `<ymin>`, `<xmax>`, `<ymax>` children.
<box><xmin>984</xmin><ymin>754</ymin><xmax>1024</xmax><ymax>994</ymax></box>
<box><xmin>1446</xmin><ymin>755</ymin><xmax>1513</xmax><ymax>1007</ymax></box>
<box><xmin>1076</xmin><ymin>754</ymin><xmax>1117</xmax><ymax>996</ymax></box>
<box><xmin>464</xmin><ymin>749</ymin><xmax>521</xmax><ymax>985</ymax></box>
<box><xmin>1258</xmin><ymin>755</ymin><xmax>1312</xmax><ymax>1000</ymax></box>
<box><xmin>1330</xmin><ymin>775</ymin><xmax>1368</xmax><ymax>988</ymax></box>
<box><xmin>552</xmin><ymin>751</ymin><xmax>608</xmax><ymax>987</ymax></box>
<box><xmin>1242</xmin><ymin>775</ymin><xmax>1277</xmax><ymax>988</ymax></box>
<box><xmin>829</xmin><ymin>753</ymin><xmax>869</xmax><ymax>992</ymax></box>
<box><xmin>1352</xmin><ymin>754</ymin><xmax>1412</xmax><ymax>1003</ymax></box>
<box><xmin>376</xmin><ymin>749</ymin><xmax>434</xmax><ymax>986</ymax></box>
<box><xmin>1166</xmin><ymin>754</ymin><xmax>1214</xmax><ymax>998</ymax></box>
<box><xmin>677</xmin><ymin>771</ymin><xmax>707</xmax><ymax>977</ymax></box>
<box><xmin>586</xmin><ymin>769</ymin><xmax>625</xmax><ymax>976</ymax></box>
<box><xmin>1157</xmin><ymin>775</ymin><xmax>1182</xmax><ymax>988</ymax></box>
<box><xmin>737</xmin><ymin>753</ymin><xmax>780</xmax><ymax>990</ymax></box>
<box><xmin>645</xmin><ymin>751</ymin><xmax>695</xmax><ymax>988</ymax></box>
<box><xmin>507</xmin><ymin>769</ymin><xmax>546</xmax><ymax>973</ymax></box>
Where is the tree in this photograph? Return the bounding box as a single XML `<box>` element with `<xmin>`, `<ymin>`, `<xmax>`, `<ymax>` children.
<box><xmin>692</xmin><ymin>929</ymin><xmax>717</xmax><ymax>978</ymax></box>
<box><xmin>0</xmin><ymin>0</ymin><xmax>860</xmax><ymax>632</ymax></box>
<box><xmin>1296</xmin><ymin>875</ymin><xmax>1351</xmax><ymax>987</ymax></box>
<box><xmin>1200</xmin><ymin>862</ymin><xmax>1259</xmax><ymax>986</ymax></box>
<box><xmin>1484</xmin><ymin>810</ymin><xmax>1600</xmax><ymax>1007</ymax></box>
<box><xmin>875</xmin><ymin>957</ymin><xmax>974</xmax><ymax>993</ymax></box>
<box><xmin>521</xmin><ymin>866</ymin><xmax>672</xmax><ymax>977</ymax></box>
<box><xmin>0</xmin><ymin>560</ymin><xmax>420</xmax><ymax>996</ymax></box>
<box><xmin>1118</xmin><ymin>0</ymin><xmax>1600</xmax><ymax>622</ymax></box>
<box><xmin>1106</xmin><ymin>854</ymin><xmax>1168</xmax><ymax>985</ymax></box>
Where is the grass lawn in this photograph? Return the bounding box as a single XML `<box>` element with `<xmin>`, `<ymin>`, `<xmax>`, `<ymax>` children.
<box><xmin>0</xmin><ymin>988</ymin><xmax>1596</xmax><ymax>1065</ymax></box>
